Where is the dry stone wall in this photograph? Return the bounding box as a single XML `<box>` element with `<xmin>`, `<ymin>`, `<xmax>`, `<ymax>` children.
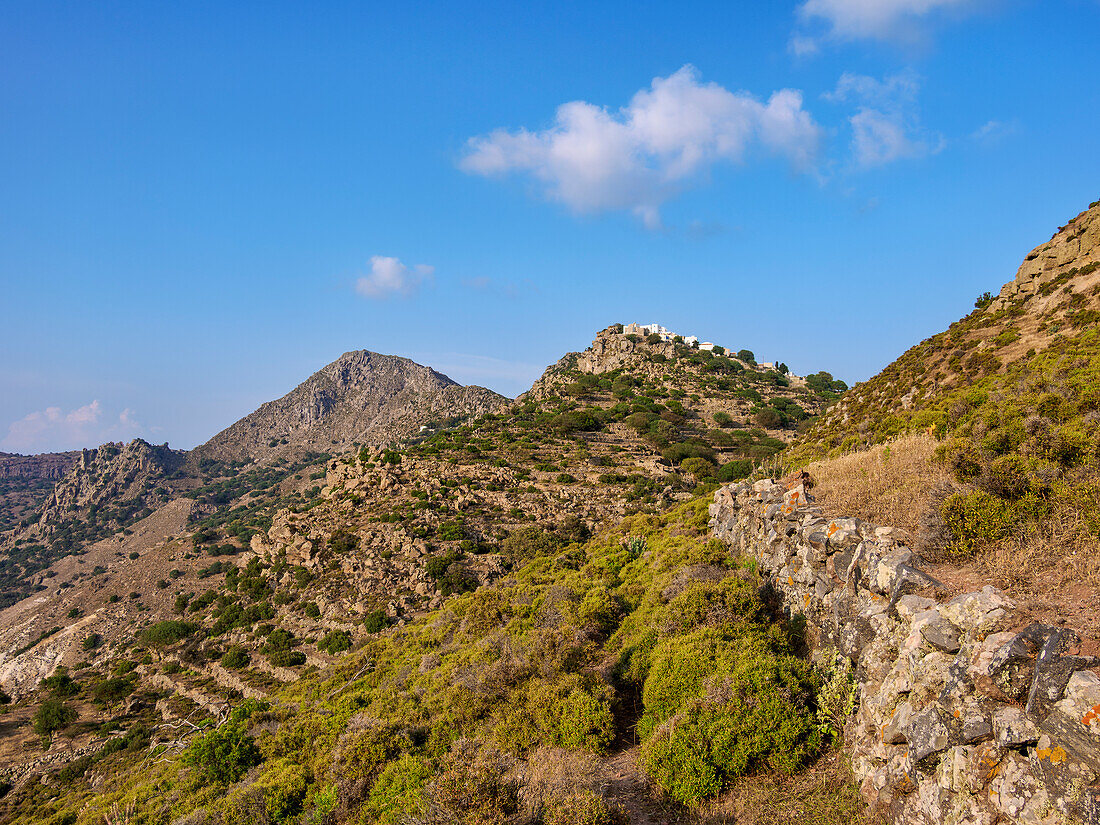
<box><xmin>709</xmin><ymin>478</ymin><xmax>1100</xmax><ymax>825</ymax></box>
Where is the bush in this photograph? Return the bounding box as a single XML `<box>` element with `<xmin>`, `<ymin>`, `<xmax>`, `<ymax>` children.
<box><xmin>712</xmin><ymin>412</ymin><xmax>733</xmax><ymax>427</ymax></box>
<box><xmin>329</xmin><ymin>530</ymin><xmax>359</xmax><ymax>554</ymax></box>
<box><xmin>939</xmin><ymin>489</ymin><xmax>1045</xmax><ymax>557</ymax></box>
<box><xmin>638</xmin><ymin>628</ymin><xmax>820</xmax><ymax>804</ymax></box>
<box><xmin>680</xmin><ymin>457</ymin><xmax>715</xmax><ymax>481</ymax></box>
<box><xmin>139</xmin><ymin>620</ymin><xmax>198</xmax><ymax>648</ymax></box>
<box><xmin>221</xmin><ymin>646</ymin><xmax>250</xmax><ymax>669</ymax></box>
<box><xmin>268</xmin><ymin>649</ymin><xmax>306</xmax><ymax>667</ymax></box>
<box><xmin>661</xmin><ymin>442</ymin><xmax>715</xmax><ymax>465</ymax></box>
<box><xmin>753</xmin><ymin>407</ymin><xmax>782</xmax><ymax>428</ymax></box>
<box><xmin>182</xmin><ymin>719</ymin><xmax>262</xmax><ymax>784</ymax></box>
<box><xmin>318</xmin><ymin>629</ymin><xmax>353</xmax><ymax>653</ymax></box>
<box><xmin>500</xmin><ymin>527</ymin><xmax>560</xmax><ymax>562</ymax></box>
<box><xmin>362</xmin><ymin>610</ymin><xmax>387</xmax><ymax>634</ymax></box>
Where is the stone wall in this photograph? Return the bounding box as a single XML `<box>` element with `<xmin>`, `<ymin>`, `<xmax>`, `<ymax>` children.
<box><xmin>709</xmin><ymin>478</ymin><xmax>1100</xmax><ymax>824</ymax></box>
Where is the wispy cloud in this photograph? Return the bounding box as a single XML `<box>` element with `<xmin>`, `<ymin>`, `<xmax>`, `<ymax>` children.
<box><xmin>355</xmin><ymin>256</ymin><xmax>434</xmax><ymax>299</ymax></box>
<box><xmin>460</xmin><ymin>65</ymin><xmax>822</xmax><ymax>228</ymax></box>
<box><xmin>1</xmin><ymin>401</ymin><xmax>147</xmax><ymax>453</ymax></box>
<box><xmin>793</xmin><ymin>0</ymin><xmax>985</xmax><ymax>51</ymax></box>
<box><xmin>970</xmin><ymin>118</ymin><xmax>1017</xmax><ymax>144</ymax></box>
<box><xmin>827</xmin><ymin>71</ymin><xmax>943</xmax><ymax>168</ymax></box>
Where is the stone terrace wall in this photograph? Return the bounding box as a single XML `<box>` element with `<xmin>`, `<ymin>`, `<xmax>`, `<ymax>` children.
<box><xmin>709</xmin><ymin>478</ymin><xmax>1100</xmax><ymax>825</ymax></box>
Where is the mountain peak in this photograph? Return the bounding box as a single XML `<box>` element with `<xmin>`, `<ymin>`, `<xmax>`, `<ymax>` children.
<box><xmin>196</xmin><ymin>350</ymin><xmax>506</xmax><ymax>462</ymax></box>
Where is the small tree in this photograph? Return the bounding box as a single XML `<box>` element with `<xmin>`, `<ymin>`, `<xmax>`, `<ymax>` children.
<box><xmin>32</xmin><ymin>698</ymin><xmax>76</xmax><ymax>741</ymax></box>
<box><xmin>737</xmin><ymin>349</ymin><xmax>755</xmax><ymax>365</ymax></box>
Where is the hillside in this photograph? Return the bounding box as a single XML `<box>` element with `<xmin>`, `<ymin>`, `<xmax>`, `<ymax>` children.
<box><xmin>788</xmin><ymin>198</ymin><xmax>1100</xmax><ymax>629</ymax></box>
<box><xmin>0</xmin><ymin>326</ymin><xmax>854</xmax><ymax>825</ymax></box>
<box><xmin>196</xmin><ymin>350</ymin><xmax>508</xmax><ymax>463</ymax></box>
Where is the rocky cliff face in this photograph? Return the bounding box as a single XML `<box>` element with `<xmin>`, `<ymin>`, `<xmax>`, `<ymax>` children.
<box><xmin>35</xmin><ymin>440</ymin><xmax>186</xmax><ymax>532</ymax></box>
<box><xmin>0</xmin><ymin>452</ymin><xmax>80</xmax><ymax>481</ymax></box>
<box><xmin>991</xmin><ymin>200</ymin><xmax>1100</xmax><ymax>310</ymax></box>
<box><xmin>0</xmin><ymin>452</ymin><xmax>82</xmax><ymax>534</ymax></box>
<box><xmin>196</xmin><ymin>350</ymin><xmax>508</xmax><ymax>463</ymax></box>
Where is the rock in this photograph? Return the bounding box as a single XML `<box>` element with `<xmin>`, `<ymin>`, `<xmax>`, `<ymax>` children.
<box><xmin>883</xmin><ymin>701</ymin><xmax>914</xmax><ymax>744</ymax></box>
<box><xmin>993</xmin><ymin>707</ymin><xmax>1040</xmax><ymax>748</ymax></box>
<box><xmin>940</xmin><ymin>587</ymin><xmax>1014</xmax><ymax>637</ymax></box>
<box><xmin>960</xmin><ymin>701</ymin><xmax>993</xmax><ymax>744</ymax></box>
<box><xmin>906</xmin><ymin>706</ymin><xmax>955</xmax><ymax>768</ymax></box>
<box><xmin>917</xmin><ymin>614</ymin><xmax>961</xmax><ymax>654</ymax></box>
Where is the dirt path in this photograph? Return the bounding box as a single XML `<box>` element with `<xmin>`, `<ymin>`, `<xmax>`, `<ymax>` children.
<box><xmin>596</xmin><ymin>745</ymin><xmax>679</xmax><ymax>825</ymax></box>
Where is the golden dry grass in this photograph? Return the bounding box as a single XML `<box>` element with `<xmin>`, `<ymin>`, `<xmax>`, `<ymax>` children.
<box><xmin>801</xmin><ymin>433</ymin><xmax>949</xmax><ymax>542</ymax></box>
<box><xmin>692</xmin><ymin>751</ymin><xmax>882</xmax><ymax>825</ymax></box>
<box><xmin>799</xmin><ymin>435</ymin><xmax>1100</xmax><ymax>641</ymax></box>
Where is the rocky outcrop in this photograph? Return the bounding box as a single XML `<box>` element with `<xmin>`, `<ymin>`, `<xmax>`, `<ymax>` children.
<box><xmin>196</xmin><ymin>350</ymin><xmax>508</xmax><ymax>463</ymax></box>
<box><xmin>0</xmin><ymin>452</ymin><xmax>80</xmax><ymax>481</ymax></box>
<box><xmin>35</xmin><ymin>439</ymin><xmax>185</xmax><ymax>531</ymax></box>
<box><xmin>710</xmin><ymin>479</ymin><xmax>1100</xmax><ymax>825</ymax></box>
<box><xmin>990</xmin><ymin>200</ymin><xmax>1100</xmax><ymax>310</ymax></box>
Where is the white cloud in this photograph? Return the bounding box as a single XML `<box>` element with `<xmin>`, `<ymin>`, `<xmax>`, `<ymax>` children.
<box><xmin>355</xmin><ymin>256</ymin><xmax>434</xmax><ymax>299</ymax></box>
<box><xmin>1</xmin><ymin>401</ymin><xmax>147</xmax><ymax>453</ymax></box>
<box><xmin>461</xmin><ymin>65</ymin><xmax>822</xmax><ymax>227</ymax></box>
<box><xmin>827</xmin><ymin>71</ymin><xmax>942</xmax><ymax>168</ymax></box>
<box><xmin>794</xmin><ymin>0</ymin><xmax>982</xmax><ymax>48</ymax></box>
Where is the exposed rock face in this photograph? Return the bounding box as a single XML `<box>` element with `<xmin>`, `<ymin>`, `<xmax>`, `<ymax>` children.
<box><xmin>0</xmin><ymin>452</ymin><xmax>80</xmax><ymax>481</ymax></box>
<box><xmin>992</xmin><ymin>200</ymin><xmax>1100</xmax><ymax>309</ymax></box>
<box><xmin>196</xmin><ymin>350</ymin><xmax>508</xmax><ymax>462</ymax></box>
<box><xmin>36</xmin><ymin>440</ymin><xmax>186</xmax><ymax>530</ymax></box>
<box><xmin>710</xmin><ymin>480</ymin><xmax>1100</xmax><ymax>825</ymax></box>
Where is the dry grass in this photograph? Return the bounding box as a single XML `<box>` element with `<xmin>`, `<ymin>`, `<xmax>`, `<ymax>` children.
<box><xmin>800</xmin><ymin>435</ymin><xmax>1100</xmax><ymax>644</ymax></box>
<box><xmin>802</xmin><ymin>434</ymin><xmax>950</xmax><ymax>543</ymax></box>
<box><xmin>692</xmin><ymin>751</ymin><xmax>881</xmax><ymax>825</ymax></box>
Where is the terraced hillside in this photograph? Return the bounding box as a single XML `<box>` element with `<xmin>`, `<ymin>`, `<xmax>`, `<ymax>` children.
<box><xmin>0</xmin><ymin>326</ymin><xmax>851</xmax><ymax>825</ymax></box>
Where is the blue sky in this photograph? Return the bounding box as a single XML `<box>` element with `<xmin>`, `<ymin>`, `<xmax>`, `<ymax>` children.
<box><xmin>2</xmin><ymin>0</ymin><xmax>1098</xmax><ymax>453</ymax></box>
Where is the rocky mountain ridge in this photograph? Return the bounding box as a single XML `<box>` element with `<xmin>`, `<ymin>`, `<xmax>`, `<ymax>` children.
<box><xmin>0</xmin><ymin>452</ymin><xmax>80</xmax><ymax>481</ymax></box>
<box><xmin>196</xmin><ymin>349</ymin><xmax>508</xmax><ymax>463</ymax></box>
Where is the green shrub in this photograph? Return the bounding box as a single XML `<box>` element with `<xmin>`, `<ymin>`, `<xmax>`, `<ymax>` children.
<box><xmin>940</xmin><ymin>489</ymin><xmax>1046</xmax><ymax>557</ymax></box>
<box><xmin>255</xmin><ymin>759</ymin><xmax>309</xmax><ymax>821</ymax></box>
<box><xmin>637</xmin><ymin>627</ymin><xmax>819</xmax><ymax>804</ymax></box>
<box><xmin>680</xmin><ymin>457</ymin><xmax>715</xmax><ymax>480</ymax></box>
<box><xmin>362</xmin><ymin>610</ymin><xmax>387</xmax><ymax>634</ymax></box>
<box><xmin>221</xmin><ymin>646</ymin><xmax>250</xmax><ymax>669</ymax></box>
<box><xmin>139</xmin><ymin>620</ymin><xmax>198</xmax><ymax>648</ymax></box>
<box><xmin>318</xmin><ymin>629</ymin><xmax>353</xmax><ymax>653</ymax></box>
<box><xmin>182</xmin><ymin>718</ymin><xmax>262</xmax><ymax>784</ymax></box>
